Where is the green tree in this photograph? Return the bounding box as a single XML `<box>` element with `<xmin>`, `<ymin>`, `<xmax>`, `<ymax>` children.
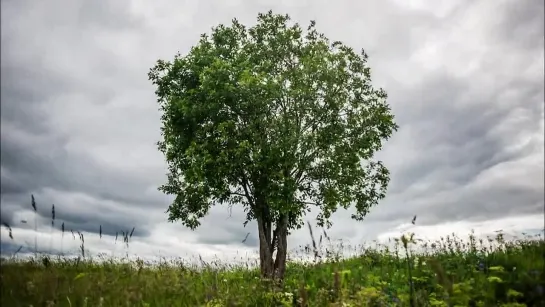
<box><xmin>148</xmin><ymin>11</ymin><xmax>398</xmax><ymax>280</ymax></box>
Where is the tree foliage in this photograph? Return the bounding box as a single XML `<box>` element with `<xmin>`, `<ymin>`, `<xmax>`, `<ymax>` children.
<box><xmin>149</xmin><ymin>11</ymin><xmax>398</xmax><ymax>278</ymax></box>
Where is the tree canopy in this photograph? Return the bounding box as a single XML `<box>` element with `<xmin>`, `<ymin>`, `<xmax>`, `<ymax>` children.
<box><xmin>148</xmin><ymin>11</ymin><xmax>398</xmax><ymax>278</ymax></box>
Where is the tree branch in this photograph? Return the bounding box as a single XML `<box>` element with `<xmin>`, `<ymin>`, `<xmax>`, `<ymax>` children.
<box><xmin>239</xmin><ymin>171</ymin><xmax>255</xmax><ymax>209</ymax></box>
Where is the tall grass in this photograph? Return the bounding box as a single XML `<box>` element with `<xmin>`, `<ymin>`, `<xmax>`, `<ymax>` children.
<box><xmin>32</xmin><ymin>194</ymin><xmax>37</xmax><ymax>254</ymax></box>
<box><xmin>0</xmin><ymin>196</ymin><xmax>543</xmax><ymax>306</ymax></box>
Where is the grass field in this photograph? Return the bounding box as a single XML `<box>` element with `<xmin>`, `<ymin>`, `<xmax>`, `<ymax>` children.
<box><xmin>1</xmin><ymin>225</ymin><xmax>543</xmax><ymax>307</ymax></box>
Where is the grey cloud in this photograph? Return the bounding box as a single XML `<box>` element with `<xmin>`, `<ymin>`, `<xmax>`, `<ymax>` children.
<box><xmin>389</xmin><ymin>76</ymin><xmax>534</xmax><ymax>191</ymax></box>
<box><xmin>76</xmin><ymin>1</ymin><xmax>146</xmax><ymax>30</ymax></box>
<box><xmin>363</xmin><ymin>0</ymin><xmax>545</xmax><ymax>228</ymax></box>
<box><xmin>0</xmin><ymin>128</ymin><xmax>163</xmax><ymax>208</ymax></box>
<box><xmin>491</xmin><ymin>0</ymin><xmax>544</xmax><ymax>51</ymax></box>
<box><xmin>0</xmin><ymin>64</ymin><xmax>167</xmax><ymax>209</ymax></box>
<box><xmin>0</xmin><ymin>66</ymin><xmax>62</xmax><ymax>135</ymax></box>
<box><xmin>1</xmin><ymin>0</ymin><xmax>144</xmax><ymax>33</ymax></box>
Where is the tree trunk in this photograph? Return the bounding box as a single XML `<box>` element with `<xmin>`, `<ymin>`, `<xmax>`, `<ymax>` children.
<box><xmin>257</xmin><ymin>214</ymin><xmax>289</xmax><ymax>281</ymax></box>
<box><xmin>257</xmin><ymin>217</ymin><xmax>274</xmax><ymax>277</ymax></box>
<box><xmin>273</xmin><ymin>214</ymin><xmax>289</xmax><ymax>280</ymax></box>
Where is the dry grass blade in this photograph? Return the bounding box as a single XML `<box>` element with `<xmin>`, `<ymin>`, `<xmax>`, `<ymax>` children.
<box><xmin>242</xmin><ymin>232</ymin><xmax>250</xmax><ymax>243</ymax></box>
<box><xmin>31</xmin><ymin>195</ymin><xmax>37</xmax><ymax>254</ymax></box>
<box><xmin>2</xmin><ymin>222</ymin><xmax>13</xmax><ymax>239</ymax></box>
<box><xmin>123</xmin><ymin>230</ymin><xmax>130</xmax><ymax>248</ymax></box>
<box><xmin>51</xmin><ymin>204</ymin><xmax>55</xmax><ymax>227</ymax></box>
<box><xmin>31</xmin><ymin>194</ymin><xmax>36</xmax><ymax>212</ymax></box>
<box><xmin>323</xmin><ymin>228</ymin><xmax>330</xmax><ymax>241</ymax></box>
<box><xmin>78</xmin><ymin>232</ymin><xmax>85</xmax><ymax>258</ymax></box>
<box><xmin>307</xmin><ymin>221</ymin><xmax>320</xmax><ymax>262</ymax></box>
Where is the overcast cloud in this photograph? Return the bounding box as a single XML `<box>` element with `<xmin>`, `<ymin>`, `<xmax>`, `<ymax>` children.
<box><xmin>1</xmin><ymin>0</ymin><xmax>543</xmax><ymax>262</ymax></box>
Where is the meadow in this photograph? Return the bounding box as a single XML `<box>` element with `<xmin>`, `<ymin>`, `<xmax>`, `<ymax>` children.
<box><xmin>1</xmin><ymin>210</ymin><xmax>544</xmax><ymax>307</ymax></box>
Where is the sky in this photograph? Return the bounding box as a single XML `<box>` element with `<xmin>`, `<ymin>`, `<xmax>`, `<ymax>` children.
<box><xmin>1</xmin><ymin>0</ymin><xmax>544</xmax><ymax>263</ymax></box>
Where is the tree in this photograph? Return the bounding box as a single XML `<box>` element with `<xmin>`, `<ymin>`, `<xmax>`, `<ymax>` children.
<box><xmin>148</xmin><ymin>11</ymin><xmax>398</xmax><ymax>280</ymax></box>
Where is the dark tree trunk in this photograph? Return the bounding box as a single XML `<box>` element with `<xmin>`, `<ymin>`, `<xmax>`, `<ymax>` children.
<box><xmin>273</xmin><ymin>214</ymin><xmax>288</xmax><ymax>280</ymax></box>
<box><xmin>257</xmin><ymin>214</ymin><xmax>289</xmax><ymax>281</ymax></box>
<box><xmin>257</xmin><ymin>217</ymin><xmax>274</xmax><ymax>277</ymax></box>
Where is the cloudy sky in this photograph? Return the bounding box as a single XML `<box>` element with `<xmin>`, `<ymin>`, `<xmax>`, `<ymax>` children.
<box><xmin>1</xmin><ymin>0</ymin><xmax>543</xmax><ymax>262</ymax></box>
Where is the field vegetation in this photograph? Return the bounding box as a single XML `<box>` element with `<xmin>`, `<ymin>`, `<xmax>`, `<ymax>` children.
<box><xmin>1</xmin><ymin>203</ymin><xmax>543</xmax><ymax>307</ymax></box>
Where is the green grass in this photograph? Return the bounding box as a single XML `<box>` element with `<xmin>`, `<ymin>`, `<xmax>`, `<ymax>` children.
<box><xmin>1</xmin><ymin>229</ymin><xmax>543</xmax><ymax>307</ymax></box>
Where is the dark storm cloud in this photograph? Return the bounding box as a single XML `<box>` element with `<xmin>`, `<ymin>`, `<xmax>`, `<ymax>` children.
<box><xmin>0</xmin><ymin>122</ymin><xmax>167</xmax><ymax>204</ymax></box>
<box><xmin>0</xmin><ymin>0</ymin><xmax>165</xmax><ymax>227</ymax></box>
<box><xmin>0</xmin><ymin>104</ymin><xmax>160</xmax><ymax>238</ymax></box>
<box><xmin>0</xmin><ymin>66</ymin><xmax>63</xmax><ymax>135</ymax></box>
<box><xmin>1</xmin><ymin>58</ymin><xmax>168</xmax><ymax>235</ymax></box>
<box><xmin>388</xmin><ymin>74</ymin><xmax>540</xmax><ymax>192</ymax></box>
